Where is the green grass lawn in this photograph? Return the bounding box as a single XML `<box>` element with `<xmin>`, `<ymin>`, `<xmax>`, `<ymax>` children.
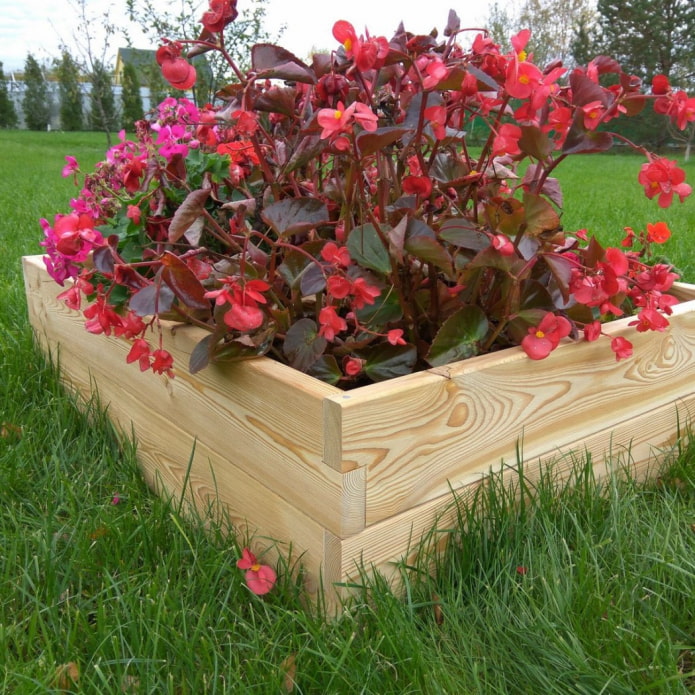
<box><xmin>1</xmin><ymin>130</ymin><xmax>695</xmax><ymax>692</ymax></box>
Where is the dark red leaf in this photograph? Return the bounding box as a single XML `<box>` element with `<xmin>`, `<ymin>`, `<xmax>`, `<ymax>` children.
<box><xmin>160</xmin><ymin>251</ymin><xmax>210</xmax><ymax>311</ymax></box>
<box><xmin>356</xmin><ymin>127</ymin><xmax>412</xmax><ymax>157</ymax></box>
<box><xmin>261</xmin><ymin>198</ymin><xmax>329</xmax><ymax>237</ymax></box>
<box><xmin>168</xmin><ymin>189</ymin><xmax>210</xmax><ymax>243</ymax></box>
<box><xmin>129</xmin><ymin>283</ymin><xmax>175</xmax><ymax>317</ymax></box>
<box><xmin>251</xmin><ymin>44</ymin><xmax>316</xmax><ymax>84</ymax></box>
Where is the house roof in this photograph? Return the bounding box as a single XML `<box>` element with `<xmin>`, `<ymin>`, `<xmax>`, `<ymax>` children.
<box><xmin>114</xmin><ymin>48</ymin><xmax>158</xmax><ymax>85</ymax></box>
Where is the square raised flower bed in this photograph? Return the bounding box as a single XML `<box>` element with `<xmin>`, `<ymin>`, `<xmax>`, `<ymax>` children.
<box><xmin>23</xmin><ymin>254</ymin><xmax>695</xmax><ymax>608</ymax></box>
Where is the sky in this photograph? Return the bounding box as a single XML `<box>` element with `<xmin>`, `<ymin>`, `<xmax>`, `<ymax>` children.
<box><xmin>0</xmin><ymin>0</ymin><xmax>493</xmax><ymax>75</ymax></box>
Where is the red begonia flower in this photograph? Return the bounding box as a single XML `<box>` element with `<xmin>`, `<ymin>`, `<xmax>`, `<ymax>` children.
<box><xmin>610</xmin><ymin>336</ymin><xmax>633</xmax><ymax>361</ymax></box>
<box><xmin>201</xmin><ymin>0</ymin><xmax>238</xmax><ymax>33</ymax></box>
<box><xmin>646</xmin><ymin>221</ymin><xmax>671</xmax><ymax>244</ymax></box>
<box><xmin>521</xmin><ymin>313</ymin><xmax>572</xmax><ymax>360</ymax></box>
<box><xmin>156</xmin><ymin>43</ymin><xmax>196</xmax><ymax>90</ymax></box>
<box><xmin>237</xmin><ymin>548</ymin><xmax>277</xmax><ymax>595</ymax></box>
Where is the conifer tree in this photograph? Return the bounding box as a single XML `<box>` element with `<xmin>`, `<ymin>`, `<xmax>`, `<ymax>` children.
<box><xmin>57</xmin><ymin>51</ymin><xmax>83</xmax><ymax>131</ymax></box>
<box><xmin>89</xmin><ymin>60</ymin><xmax>117</xmax><ymax>133</ymax></box>
<box><xmin>0</xmin><ymin>62</ymin><xmax>18</xmax><ymax>129</ymax></box>
<box><xmin>22</xmin><ymin>54</ymin><xmax>51</xmax><ymax>130</ymax></box>
<box><xmin>121</xmin><ymin>62</ymin><xmax>144</xmax><ymax>130</ymax></box>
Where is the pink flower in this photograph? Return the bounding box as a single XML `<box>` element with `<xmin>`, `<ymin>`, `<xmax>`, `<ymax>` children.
<box><xmin>492</xmin><ymin>123</ymin><xmax>522</xmax><ymax>157</ymax></box>
<box><xmin>237</xmin><ymin>548</ymin><xmax>277</xmax><ymax>595</ymax></box>
<box><xmin>321</xmin><ymin>242</ymin><xmax>351</xmax><ymax>268</ymax></box>
<box><xmin>521</xmin><ymin>313</ymin><xmax>572</xmax><ymax>360</ymax></box>
<box><xmin>610</xmin><ymin>336</ymin><xmax>633</xmax><ymax>360</ymax></box>
<box><xmin>326</xmin><ymin>275</ymin><xmax>352</xmax><ymax>299</ymax></box>
<box><xmin>126</xmin><ymin>205</ymin><xmax>141</xmax><ymax>225</ymax></box>
<box><xmin>505</xmin><ymin>60</ymin><xmax>543</xmax><ymax>100</ymax></box>
<box><xmin>332</xmin><ymin>20</ymin><xmax>388</xmax><ymax>72</ymax></box>
<box><xmin>318</xmin><ymin>305</ymin><xmax>347</xmax><ymax>341</ymax></box>
<box><xmin>201</xmin><ymin>0</ymin><xmax>238</xmax><ymax>33</ymax></box>
<box><xmin>343</xmin><ymin>356</ymin><xmax>364</xmax><ymax>376</ymax></box>
<box><xmin>424</xmin><ymin>105</ymin><xmax>447</xmax><ymax>140</ymax></box>
<box><xmin>584</xmin><ymin>321</ymin><xmax>602</xmax><ymax>342</ymax></box>
<box><xmin>387</xmin><ymin>329</ymin><xmax>406</xmax><ymax>346</ymax></box>
<box><xmin>491</xmin><ymin>234</ymin><xmax>515</xmax><ymax>256</ymax></box>
<box><xmin>151</xmin><ymin>349</ymin><xmax>175</xmax><ymax>377</ymax></box>
<box><xmin>126</xmin><ymin>339</ymin><xmax>151</xmax><ymax>372</ymax></box>
<box><xmin>61</xmin><ymin>155</ymin><xmax>79</xmax><ymax>179</ymax></box>
<box><xmin>581</xmin><ymin>100</ymin><xmax>606</xmax><ymax>130</ymax></box>
<box><xmin>402</xmin><ymin>175</ymin><xmax>433</xmax><ymax>198</ymax></box>
<box><xmin>350</xmin><ymin>277</ymin><xmax>380</xmax><ymax>310</ymax></box>
<box><xmin>629</xmin><ymin>308</ymin><xmax>669</xmax><ymax>333</ymax></box>
<box><xmin>316</xmin><ymin>101</ymin><xmax>378</xmax><ymax>141</ymax></box>
<box><xmin>316</xmin><ymin>102</ymin><xmax>352</xmax><ymax>140</ymax></box>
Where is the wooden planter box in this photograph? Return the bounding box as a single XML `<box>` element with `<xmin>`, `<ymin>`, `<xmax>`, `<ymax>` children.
<box><xmin>23</xmin><ymin>254</ymin><xmax>695</xmax><ymax>607</ymax></box>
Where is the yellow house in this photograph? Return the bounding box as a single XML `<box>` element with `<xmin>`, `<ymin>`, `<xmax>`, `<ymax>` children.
<box><xmin>113</xmin><ymin>48</ymin><xmax>158</xmax><ymax>86</ymax></box>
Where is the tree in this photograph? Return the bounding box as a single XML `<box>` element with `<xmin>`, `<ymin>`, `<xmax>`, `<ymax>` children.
<box><xmin>89</xmin><ymin>60</ymin><xmax>117</xmax><ymax>132</ymax></box>
<box><xmin>485</xmin><ymin>0</ymin><xmax>597</xmax><ymax>68</ymax></box>
<box><xmin>597</xmin><ymin>0</ymin><xmax>695</xmax><ymax>85</ymax></box>
<box><xmin>570</xmin><ymin>14</ymin><xmax>601</xmax><ymax>68</ymax></box>
<box><xmin>597</xmin><ymin>0</ymin><xmax>695</xmax><ymax>151</ymax></box>
<box><xmin>56</xmin><ymin>51</ymin><xmax>83</xmax><ymax>131</ymax></box>
<box><xmin>121</xmin><ymin>61</ymin><xmax>144</xmax><ymax>129</ymax></box>
<box><xmin>143</xmin><ymin>63</ymin><xmax>169</xmax><ymax>110</ymax></box>
<box><xmin>0</xmin><ymin>62</ymin><xmax>18</xmax><ymax>128</ymax></box>
<box><xmin>22</xmin><ymin>54</ymin><xmax>52</xmax><ymax>130</ymax></box>
<box><xmin>59</xmin><ymin>0</ymin><xmax>120</xmax><ymax>143</ymax></box>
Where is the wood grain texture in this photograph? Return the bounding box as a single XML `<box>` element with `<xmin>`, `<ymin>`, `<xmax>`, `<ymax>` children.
<box><xmin>24</xmin><ymin>254</ymin><xmax>695</xmax><ymax>607</ymax></box>
<box><xmin>339</xmin><ymin>392</ymin><xmax>693</xmax><ymax>586</ymax></box>
<box><xmin>332</xmin><ymin>297</ymin><xmax>695</xmax><ymax>525</ymax></box>
<box><xmin>23</xmin><ymin>256</ymin><xmax>355</xmax><ymax>538</ymax></box>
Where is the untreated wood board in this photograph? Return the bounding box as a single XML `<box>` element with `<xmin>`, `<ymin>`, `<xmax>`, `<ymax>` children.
<box><xmin>23</xmin><ymin>254</ymin><xmax>695</xmax><ymax>607</ymax></box>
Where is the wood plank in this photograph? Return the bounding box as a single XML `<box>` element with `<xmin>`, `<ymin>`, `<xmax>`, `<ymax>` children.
<box><xmin>23</xmin><ymin>256</ymin><xmax>355</xmax><ymax>537</ymax></box>
<box><xmin>339</xmin><ymin>393</ymin><xmax>692</xmax><ymax>586</ymax></box>
<box><xmin>330</xmin><ymin>297</ymin><xmax>695</xmax><ymax>525</ymax></box>
<box><xmin>671</xmin><ymin>281</ymin><xmax>695</xmax><ymax>301</ymax></box>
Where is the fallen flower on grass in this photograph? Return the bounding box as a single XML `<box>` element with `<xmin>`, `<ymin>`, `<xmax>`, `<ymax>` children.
<box><xmin>237</xmin><ymin>547</ymin><xmax>277</xmax><ymax>595</ymax></box>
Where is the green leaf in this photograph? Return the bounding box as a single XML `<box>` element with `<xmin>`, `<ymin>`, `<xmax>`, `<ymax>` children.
<box><xmin>518</xmin><ymin>125</ymin><xmax>552</xmax><ymax>160</ymax></box>
<box><xmin>253</xmin><ymin>86</ymin><xmax>298</xmax><ymax>117</ymax></box>
<box><xmin>426</xmin><ymin>305</ymin><xmax>488</xmax><ymax>367</ymax></box>
<box><xmin>562</xmin><ymin>110</ymin><xmax>614</xmax><ymax>155</ymax></box>
<box><xmin>542</xmin><ymin>252</ymin><xmax>574</xmax><ymax>302</ymax></box>
<box><xmin>361</xmin><ymin>343</ymin><xmax>417</xmax><ymax>382</ymax></box>
<box><xmin>346</xmin><ymin>224</ymin><xmax>392</xmax><ymax>274</ymax></box>
<box><xmin>429</xmin><ymin>152</ymin><xmax>470</xmax><ymax>185</ymax></box>
<box><xmin>283</xmin><ymin>318</ymin><xmax>327</xmax><ymax>372</ymax></box>
<box><xmin>251</xmin><ymin>44</ymin><xmax>316</xmax><ymax>84</ymax></box>
<box><xmin>307</xmin><ymin>355</ymin><xmax>342</xmax><ymax>385</ymax></box>
<box><xmin>405</xmin><ymin>218</ymin><xmax>453</xmax><ymax>274</ymax></box>
<box><xmin>355</xmin><ymin>286</ymin><xmax>403</xmax><ymax>326</ymax></box>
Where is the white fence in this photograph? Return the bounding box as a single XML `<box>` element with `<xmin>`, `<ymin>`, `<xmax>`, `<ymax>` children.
<box><xmin>3</xmin><ymin>80</ymin><xmax>159</xmax><ymax>129</ymax></box>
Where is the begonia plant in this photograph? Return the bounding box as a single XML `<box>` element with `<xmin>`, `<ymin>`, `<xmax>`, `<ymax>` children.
<box><xmin>41</xmin><ymin>2</ymin><xmax>695</xmax><ymax>387</ymax></box>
